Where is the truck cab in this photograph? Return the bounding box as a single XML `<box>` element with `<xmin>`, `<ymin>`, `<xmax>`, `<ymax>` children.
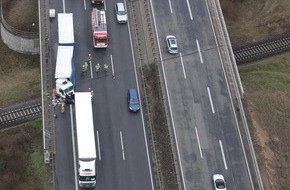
<box><xmin>56</xmin><ymin>78</ymin><xmax>74</xmax><ymax>100</ymax></box>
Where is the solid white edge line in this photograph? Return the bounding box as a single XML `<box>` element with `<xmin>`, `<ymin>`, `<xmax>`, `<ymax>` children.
<box><xmin>180</xmin><ymin>53</ymin><xmax>186</xmax><ymax>79</ymax></box>
<box><xmin>195</xmin><ymin>127</ymin><xmax>203</xmax><ymax>158</ymax></box>
<box><xmin>185</xmin><ymin>0</ymin><xmax>193</xmax><ymax>20</ymax></box>
<box><xmin>148</xmin><ymin>0</ymin><xmax>187</xmax><ymax>189</ymax></box>
<box><xmin>168</xmin><ymin>0</ymin><xmax>173</xmax><ymax>14</ymax></box>
<box><xmin>70</xmin><ymin>105</ymin><xmax>78</xmax><ymax>189</ymax></box>
<box><xmin>196</xmin><ymin>39</ymin><xmax>203</xmax><ymax>64</ymax></box>
<box><xmin>126</xmin><ymin>1</ymin><xmax>155</xmax><ymax>187</ymax></box>
<box><xmin>110</xmin><ymin>54</ymin><xmax>115</xmax><ymax>78</ymax></box>
<box><xmin>219</xmin><ymin>140</ymin><xmax>228</xmax><ymax>170</ymax></box>
<box><xmin>120</xmin><ymin>131</ymin><xmax>125</xmax><ymax>160</ymax></box>
<box><xmin>96</xmin><ymin>130</ymin><xmax>101</xmax><ymax>160</ymax></box>
<box><xmin>38</xmin><ymin>0</ymin><xmax>45</xmax><ymax>150</ymax></box>
<box><xmin>207</xmin><ymin>87</ymin><xmax>215</xmax><ymax>113</ymax></box>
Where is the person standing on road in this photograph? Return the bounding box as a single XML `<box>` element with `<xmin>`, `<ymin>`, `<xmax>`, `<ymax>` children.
<box><xmin>95</xmin><ymin>63</ymin><xmax>100</xmax><ymax>73</ymax></box>
<box><xmin>87</xmin><ymin>53</ymin><xmax>92</xmax><ymax>65</ymax></box>
<box><xmin>104</xmin><ymin>63</ymin><xmax>109</xmax><ymax>72</ymax></box>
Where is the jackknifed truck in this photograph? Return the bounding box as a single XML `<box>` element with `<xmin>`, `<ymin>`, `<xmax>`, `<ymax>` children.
<box><xmin>75</xmin><ymin>92</ymin><xmax>97</xmax><ymax>188</ymax></box>
<box><xmin>55</xmin><ymin>13</ymin><xmax>75</xmax><ymax>100</ymax></box>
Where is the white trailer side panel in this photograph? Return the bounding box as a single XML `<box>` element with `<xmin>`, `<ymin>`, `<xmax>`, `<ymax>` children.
<box><xmin>55</xmin><ymin>46</ymin><xmax>74</xmax><ymax>79</ymax></box>
<box><xmin>75</xmin><ymin>92</ymin><xmax>97</xmax><ymax>159</ymax></box>
<box><xmin>58</xmin><ymin>13</ymin><xmax>75</xmax><ymax>45</ymax></box>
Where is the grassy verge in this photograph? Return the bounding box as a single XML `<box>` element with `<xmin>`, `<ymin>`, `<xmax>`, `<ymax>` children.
<box><xmin>0</xmin><ymin>120</ymin><xmax>50</xmax><ymax>190</ymax></box>
<box><xmin>0</xmin><ymin>38</ymin><xmax>40</xmax><ymax>107</ymax></box>
<box><xmin>2</xmin><ymin>0</ymin><xmax>39</xmax><ymax>32</ymax></box>
<box><xmin>239</xmin><ymin>53</ymin><xmax>290</xmax><ymax>190</ymax></box>
<box><xmin>220</xmin><ymin>0</ymin><xmax>290</xmax><ymax>46</ymax></box>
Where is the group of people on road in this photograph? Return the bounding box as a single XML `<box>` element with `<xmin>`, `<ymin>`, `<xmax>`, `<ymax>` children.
<box><xmin>50</xmin><ymin>88</ymin><xmax>66</xmax><ymax>114</ymax></box>
<box><xmin>81</xmin><ymin>54</ymin><xmax>109</xmax><ymax>76</ymax></box>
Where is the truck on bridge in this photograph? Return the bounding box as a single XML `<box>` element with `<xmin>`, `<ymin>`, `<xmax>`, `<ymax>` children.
<box><xmin>91</xmin><ymin>8</ymin><xmax>108</xmax><ymax>48</ymax></box>
<box><xmin>75</xmin><ymin>92</ymin><xmax>97</xmax><ymax>188</ymax></box>
<box><xmin>55</xmin><ymin>13</ymin><xmax>75</xmax><ymax>100</ymax></box>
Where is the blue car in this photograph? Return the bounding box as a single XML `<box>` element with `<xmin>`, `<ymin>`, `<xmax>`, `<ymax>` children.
<box><xmin>127</xmin><ymin>88</ymin><xmax>140</xmax><ymax>112</ymax></box>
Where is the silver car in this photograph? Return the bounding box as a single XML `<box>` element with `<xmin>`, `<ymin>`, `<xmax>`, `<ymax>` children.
<box><xmin>166</xmin><ymin>35</ymin><xmax>178</xmax><ymax>54</ymax></box>
<box><xmin>115</xmin><ymin>2</ymin><xmax>127</xmax><ymax>24</ymax></box>
<box><xmin>213</xmin><ymin>174</ymin><xmax>226</xmax><ymax>190</ymax></box>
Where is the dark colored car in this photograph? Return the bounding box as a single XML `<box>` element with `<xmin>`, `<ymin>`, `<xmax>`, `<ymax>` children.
<box><xmin>127</xmin><ymin>88</ymin><xmax>140</xmax><ymax>112</ymax></box>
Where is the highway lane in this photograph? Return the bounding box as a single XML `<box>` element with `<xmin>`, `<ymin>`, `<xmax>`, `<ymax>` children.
<box><xmin>51</xmin><ymin>0</ymin><xmax>154</xmax><ymax>189</ymax></box>
<box><xmin>151</xmin><ymin>0</ymin><xmax>252</xmax><ymax>189</ymax></box>
<box><xmin>48</xmin><ymin>0</ymin><xmax>77</xmax><ymax>189</ymax></box>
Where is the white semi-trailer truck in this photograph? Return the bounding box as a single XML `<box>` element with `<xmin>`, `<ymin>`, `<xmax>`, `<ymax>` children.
<box><xmin>75</xmin><ymin>92</ymin><xmax>97</xmax><ymax>188</ymax></box>
<box><xmin>55</xmin><ymin>13</ymin><xmax>75</xmax><ymax>100</ymax></box>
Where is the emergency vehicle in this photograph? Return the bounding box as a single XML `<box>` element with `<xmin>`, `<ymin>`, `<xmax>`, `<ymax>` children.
<box><xmin>91</xmin><ymin>8</ymin><xmax>108</xmax><ymax>48</ymax></box>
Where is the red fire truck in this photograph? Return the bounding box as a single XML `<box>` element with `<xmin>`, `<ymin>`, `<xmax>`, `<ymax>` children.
<box><xmin>91</xmin><ymin>8</ymin><xmax>108</xmax><ymax>48</ymax></box>
<box><xmin>91</xmin><ymin>0</ymin><xmax>104</xmax><ymax>4</ymax></box>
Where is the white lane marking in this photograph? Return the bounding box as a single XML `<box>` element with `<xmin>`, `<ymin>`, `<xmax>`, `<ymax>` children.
<box><xmin>83</xmin><ymin>0</ymin><xmax>87</xmax><ymax>10</ymax></box>
<box><xmin>104</xmin><ymin>0</ymin><xmax>107</xmax><ymax>10</ymax></box>
<box><xmin>185</xmin><ymin>0</ymin><xmax>193</xmax><ymax>20</ymax></box>
<box><xmin>180</xmin><ymin>53</ymin><xmax>186</xmax><ymax>79</ymax></box>
<box><xmin>196</xmin><ymin>39</ymin><xmax>203</xmax><ymax>64</ymax></box>
<box><xmin>219</xmin><ymin>140</ymin><xmax>228</xmax><ymax>170</ymax></box>
<box><xmin>127</xmin><ymin>3</ymin><xmax>155</xmax><ymax>187</ymax></box>
<box><xmin>149</xmin><ymin>0</ymin><xmax>186</xmax><ymax>189</ymax></box>
<box><xmin>96</xmin><ymin>130</ymin><xmax>101</xmax><ymax>160</ymax></box>
<box><xmin>120</xmin><ymin>131</ymin><xmax>125</xmax><ymax>160</ymax></box>
<box><xmin>195</xmin><ymin>127</ymin><xmax>203</xmax><ymax>158</ymax></box>
<box><xmin>62</xmin><ymin>0</ymin><xmax>66</xmax><ymax>13</ymax></box>
<box><xmin>110</xmin><ymin>54</ymin><xmax>115</xmax><ymax>78</ymax></box>
<box><xmin>205</xmin><ymin>0</ymin><xmax>254</xmax><ymax>188</ymax></box>
<box><xmin>70</xmin><ymin>105</ymin><xmax>78</xmax><ymax>190</ymax></box>
<box><xmin>168</xmin><ymin>0</ymin><xmax>173</xmax><ymax>14</ymax></box>
<box><xmin>207</xmin><ymin>87</ymin><xmax>215</xmax><ymax>113</ymax></box>
<box><xmin>90</xmin><ymin>62</ymin><xmax>93</xmax><ymax>79</ymax></box>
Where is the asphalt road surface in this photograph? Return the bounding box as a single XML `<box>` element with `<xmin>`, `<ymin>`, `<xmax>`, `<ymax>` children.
<box><xmin>49</xmin><ymin>0</ymin><xmax>154</xmax><ymax>189</ymax></box>
<box><xmin>151</xmin><ymin>0</ymin><xmax>253</xmax><ymax>189</ymax></box>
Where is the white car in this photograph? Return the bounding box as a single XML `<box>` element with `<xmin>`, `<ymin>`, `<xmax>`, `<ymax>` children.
<box><xmin>166</xmin><ymin>35</ymin><xmax>178</xmax><ymax>54</ymax></box>
<box><xmin>115</xmin><ymin>2</ymin><xmax>127</xmax><ymax>24</ymax></box>
<box><xmin>213</xmin><ymin>174</ymin><xmax>226</xmax><ymax>190</ymax></box>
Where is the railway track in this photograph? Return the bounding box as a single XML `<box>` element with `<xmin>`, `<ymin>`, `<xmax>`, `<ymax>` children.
<box><xmin>234</xmin><ymin>34</ymin><xmax>290</xmax><ymax>64</ymax></box>
<box><xmin>0</xmin><ymin>100</ymin><xmax>42</xmax><ymax>129</ymax></box>
<box><xmin>1</xmin><ymin>35</ymin><xmax>290</xmax><ymax>128</ymax></box>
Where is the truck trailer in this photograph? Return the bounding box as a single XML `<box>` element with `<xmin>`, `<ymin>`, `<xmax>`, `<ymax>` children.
<box><xmin>55</xmin><ymin>46</ymin><xmax>75</xmax><ymax>99</ymax></box>
<box><xmin>55</xmin><ymin>13</ymin><xmax>75</xmax><ymax>100</ymax></box>
<box><xmin>75</xmin><ymin>92</ymin><xmax>97</xmax><ymax>188</ymax></box>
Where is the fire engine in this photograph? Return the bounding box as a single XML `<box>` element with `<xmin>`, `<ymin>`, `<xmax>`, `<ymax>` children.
<box><xmin>91</xmin><ymin>0</ymin><xmax>104</xmax><ymax>4</ymax></box>
<box><xmin>91</xmin><ymin>8</ymin><xmax>108</xmax><ymax>48</ymax></box>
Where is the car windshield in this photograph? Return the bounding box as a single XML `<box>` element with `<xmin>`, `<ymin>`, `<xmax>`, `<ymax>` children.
<box><xmin>216</xmin><ymin>179</ymin><xmax>225</xmax><ymax>188</ymax></box>
<box><xmin>118</xmin><ymin>10</ymin><xmax>126</xmax><ymax>15</ymax></box>
<box><xmin>171</xmin><ymin>47</ymin><xmax>178</xmax><ymax>50</ymax></box>
<box><xmin>170</xmin><ymin>39</ymin><xmax>176</xmax><ymax>44</ymax></box>
<box><xmin>130</xmin><ymin>98</ymin><xmax>139</xmax><ymax>105</ymax></box>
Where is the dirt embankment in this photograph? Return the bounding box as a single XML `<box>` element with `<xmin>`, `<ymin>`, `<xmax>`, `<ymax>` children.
<box><xmin>221</xmin><ymin>0</ymin><xmax>290</xmax><ymax>189</ymax></box>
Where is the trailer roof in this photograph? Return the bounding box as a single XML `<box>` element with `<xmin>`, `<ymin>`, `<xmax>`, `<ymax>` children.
<box><xmin>75</xmin><ymin>92</ymin><xmax>97</xmax><ymax>159</ymax></box>
<box><xmin>58</xmin><ymin>13</ymin><xmax>75</xmax><ymax>45</ymax></box>
<box><xmin>55</xmin><ymin>46</ymin><xmax>74</xmax><ymax>79</ymax></box>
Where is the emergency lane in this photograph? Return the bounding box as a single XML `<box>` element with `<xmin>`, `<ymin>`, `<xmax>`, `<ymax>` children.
<box><xmin>52</xmin><ymin>0</ymin><xmax>154</xmax><ymax>189</ymax></box>
<box><xmin>150</xmin><ymin>0</ymin><xmax>253</xmax><ymax>189</ymax></box>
